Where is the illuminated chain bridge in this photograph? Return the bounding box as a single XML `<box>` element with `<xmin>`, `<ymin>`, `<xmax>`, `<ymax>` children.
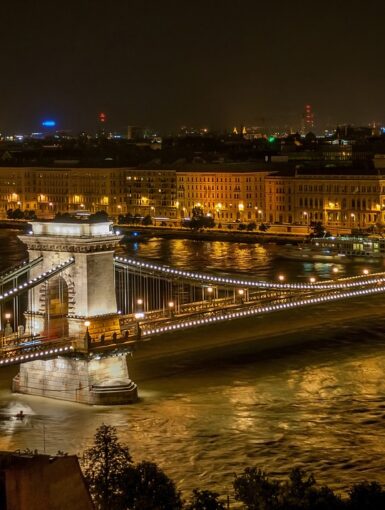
<box><xmin>0</xmin><ymin>219</ymin><xmax>384</xmax><ymax>405</ymax></box>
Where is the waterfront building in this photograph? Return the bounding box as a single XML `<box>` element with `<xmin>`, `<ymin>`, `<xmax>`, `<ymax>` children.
<box><xmin>0</xmin><ymin>167</ymin><xmax>177</xmax><ymax>220</ymax></box>
<box><xmin>176</xmin><ymin>163</ymin><xmax>269</xmax><ymax>223</ymax></box>
<box><xmin>2</xmin><ymin>158</ymin><xmax>385</xmax><ymax>232</ymax></box>
<box><xmin>265</xmin><ymin>158</ymin><xmax>385</xmax><ymax>231</ymax></box>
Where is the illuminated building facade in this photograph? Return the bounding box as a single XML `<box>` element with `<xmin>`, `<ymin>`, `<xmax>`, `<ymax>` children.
<box><xmin>0</xmin><ymin>167</ymin><xmax>177</xmax><ymax>219</ymax></box>
<box><xmin>2</xmin><ymin>161</ymin><xmax>385</xmax><ymax>231</ymax></box>
<box><xmin>265</xmin><ymin>164</ymin><xmax>385</xmax><ymax>230</ymax></box>
<box><xmin>176</xmin><ymin>165</ymin><xmax>268</xmax><ymax>222</ymax></box>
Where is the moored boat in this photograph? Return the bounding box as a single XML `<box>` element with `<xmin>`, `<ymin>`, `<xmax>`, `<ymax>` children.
<box><xmin>278</xmin><ymin>235</ymin><xmax>385</xmax><ymax>263</ymax></box>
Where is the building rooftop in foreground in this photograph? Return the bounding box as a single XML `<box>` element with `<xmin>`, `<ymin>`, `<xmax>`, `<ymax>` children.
<box><xmin>0</xmin><ymin>451</ymin><xmax>93</xmax><ymax>509</ymax></box>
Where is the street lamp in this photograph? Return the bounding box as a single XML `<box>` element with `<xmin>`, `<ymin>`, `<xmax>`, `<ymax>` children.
<box><xmin>332</xmin><ymin>267</ymin><xmax>339</xmax><ymax>274</ymax></box>
<box><xmin>278</xmin><ymin>274</ymin><xmax>285</xmax><ymax>282</ymax></box>
<box><xmin>350</xmin><ymin>213</ymin><xmax>355</xmax><ymax>230</ymax></box>
<box><xmin>362</xmin><ymin>268</ymin><xmax>369</xmax><ymax>275</ymax></box>
<box><xmin>4</xmin><ymin>313</ymin><xmax>12</xmax><ymax>334</ymax></box>
<box><xmin>168</xmin><ymin>301</ymin><xmax>175</xmax><ymax>318</ymax></box>
<box><xmin>309</xmin><ymin>276</ymin><xmax>316</xmax><ymax>284</ymax></box>
<box><xmin>3</xmin><ymin>313</ymin><xmax>12</xmax><ymax>347</ymax></box>
<box><xmin>134</xmin><ymin>312</ymin><xmax>144</xmax><ymax>339</ymax></box>
<box><xmin>206</xmin><ymin>286</ymin><xmax>214</xmax><ymax>306</ymax></box>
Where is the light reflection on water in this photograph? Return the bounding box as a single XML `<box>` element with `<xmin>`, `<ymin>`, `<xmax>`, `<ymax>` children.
<box><xmin>1</xmin><ymin>232</ymin><xmax>385</xmax><ymax>494</ymax></box>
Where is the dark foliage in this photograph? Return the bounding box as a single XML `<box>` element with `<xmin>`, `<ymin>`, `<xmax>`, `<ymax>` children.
<box><xmin>185</xmin><ymin>489</ymin><xmax>226</xmax><ymax>510</ymax></box>
<box><xmin>123</xmin><ymin>461</ymin><xmax>182</xmax><ymax>510</ymax></box>
<box><xmin>81</xmin><ymin>424</ymin><xmax>132</xmax><ymax>510</ymax></box>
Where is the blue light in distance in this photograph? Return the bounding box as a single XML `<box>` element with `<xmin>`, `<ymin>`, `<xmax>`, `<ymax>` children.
<box><xmin>42</xmin><ymin>120</ymin><xmax>56</xmax><ymax>127</ymax></box>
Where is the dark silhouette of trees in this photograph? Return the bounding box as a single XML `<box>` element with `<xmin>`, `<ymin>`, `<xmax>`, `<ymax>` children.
<box><xmin>233</xmin><ymin>467</ymin><xmax>280</xmax><ymax>510</ymax></box>
<box><xmin>141</xmin><ymin>215</ymin><xmax>153</xmax><ymax>226</ymax></box>
<box><xmin>81</xmin><ymin>425</ymin><xmax>181</xmax><ymax>510</ymax></box>
<box><xmin>89</xmin><ymin>210</ymin><xmax>109</xmax><ymax>223</ymax></box>
<box><xmin>118</xmin><ymin>213</ymin><xmax>142</xmax><ymax>225</ymax></box>
<box><xmin>123</xmin><ymin>461</ymin><xmax>182</xmax><ymax>510</ymax></box>
<box><xmin>185</xmin><ymin>489</ymin><xmax>226</xmax><ymax>510</ymax></box>
<box><xmin>310</xmin><ymin>221</ymin><xmax>327</xmax><ymax>237</ymax></box>
<box><xmin>233</xmin><ymin>467</ymin><xmax>344</xmax><ymax>510</ymax></box>
<box><xmin>259</xmin><ymin>223</ymin><xmax>270</xmax><ymax>232</ymax></box>
<box><xmin>7</xmin><ymin>208</ymin><xmax>32</xmax><ymax>219</ymax></box>
<box><xmin>185</xmin><ymin>206</ymin><xmax>215</xmax><ymax>230</ymax></box>
<box><xmin>348</xmin><ymin>481</ymin><xmax>385</xmax><ymax>510</ymax></box>
<box><xmin>80</xmin><ymin>426</ymin><xmax>385</xmax><ymax>510</ymax></box>
<box><xmin>81</xmin><ymin>424</ymin><xmax>132</xmax><ymax>510</ymax></box>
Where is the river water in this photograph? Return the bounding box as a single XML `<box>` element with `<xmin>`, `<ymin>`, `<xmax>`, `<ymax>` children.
<box><xmin>1</xmin><ymin>230</ymin><xmax>385</xmax><ymax>495</ymax></box>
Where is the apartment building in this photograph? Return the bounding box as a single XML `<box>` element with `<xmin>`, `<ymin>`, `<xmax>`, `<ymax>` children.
<box><xmin>2</xmin><ymin>160</ymin><xmax>385</xmax><ymax>232</ymax></box>
<box><xmin>0</xmin><ymin>167</ymin><xmax>177</xmax><ymax>219</ymax></box>
<box><xmin>176</xmin><ymin>163</ymin><xmax>269</xmax><ymax>223</ymax></box>
<box><xmin>265</xmin><ymin>165</ymin><xmax>385</xmax><ymax>230</ymax></box>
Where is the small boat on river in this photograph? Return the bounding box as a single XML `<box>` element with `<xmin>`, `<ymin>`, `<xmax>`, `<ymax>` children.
<box><xmin>278</xmin><ymin>235</ymin><xmax>385</xmax><ymax>263</ymax></box>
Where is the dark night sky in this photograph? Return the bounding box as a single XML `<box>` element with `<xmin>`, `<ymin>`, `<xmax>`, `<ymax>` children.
<box><xmin>1</xmin><ymin>0</ymin><xmax>385</xmax><ymax>133</ymax></box>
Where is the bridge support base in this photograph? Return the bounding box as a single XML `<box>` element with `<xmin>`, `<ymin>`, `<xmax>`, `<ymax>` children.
<box><xmin>12</xmin><ymin>354</ymin><xmax>138</xmax><ymax>405</ymax></box>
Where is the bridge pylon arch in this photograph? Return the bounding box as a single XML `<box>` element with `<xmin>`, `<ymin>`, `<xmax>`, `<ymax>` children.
<box><xmin>19</xmin><ymin>220</ymin><xmax>122</xmax><ymax>341</ymax></box>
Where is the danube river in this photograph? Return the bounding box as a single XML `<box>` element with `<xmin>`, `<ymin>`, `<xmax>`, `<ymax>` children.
<box><xmin>1</xmin><ymin>230</ymin><xmax>385</xmax><ymax>495</ymax></box>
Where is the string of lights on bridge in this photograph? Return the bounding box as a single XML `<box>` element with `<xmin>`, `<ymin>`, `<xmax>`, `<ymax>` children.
<box><xmin>114</xmin><ymin>257</ymin><xmax>385</xmax><ymax>291</ymax></box>
<box><xmin>0</xmin><ymin>258</ymin><xmax>75</xmax><ymax>301</ymax></box>
<box><xmin>142</xmin><ymin>283</ymin><xmax>385</xmax><ymax>338</ymax></box>
<box><xmin>0</xmin><ymin>345</ymin><xmax>74</xmax><ymax>367</ymax></box>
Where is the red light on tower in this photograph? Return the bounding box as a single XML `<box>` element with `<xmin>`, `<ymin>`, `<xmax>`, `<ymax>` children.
<box><xmin>99</xmin><ymin>112</ymin><xmax>106</xmax><ymax>123</ymax></box>
<box><xmin>303</xmin><ymin>104</ymin><xmax>314</xmax><ymax>132</ymax></box>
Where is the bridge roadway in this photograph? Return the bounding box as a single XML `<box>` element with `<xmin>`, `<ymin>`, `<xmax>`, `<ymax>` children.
<box><xmin>2</xmin><ymin>270</ymin><xmax>385</xmax><ymax>367</ymax></box>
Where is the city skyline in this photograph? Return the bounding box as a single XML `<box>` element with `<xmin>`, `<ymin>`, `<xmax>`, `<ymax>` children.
<box><xmin>1</xmin><ymin>1</ymin><xmax>385</xmax><ymax>133</ymax></box>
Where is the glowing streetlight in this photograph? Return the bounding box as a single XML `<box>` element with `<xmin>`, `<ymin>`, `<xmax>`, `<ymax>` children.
<box><xmin>238</xmin><ymin>289</ymin><xmax>245</xmax><ymax>296</ymax></box>
<box><xmin>206</xmin><ymin>286</ymin><xmax>214</xmax><ymax>305</ymax></box>
<box><xmin>278</xmin><ymin>274</ymin><xmax>285</xmax><ymax>282</ymax></box>
<box><xmin>150</xmin><ymin>206</ymin><xmax>156</xmax><ymax>226</ymax></box>
<box><xmin>168</xmin><ymin>301</ymin><xmax>175</xmax><ymax>317</ymax></box>
<box><xmin>332</xmin><ymin>267</ymin><xmax>339</xmax><ymax>274</ymax></box>
<box><xmin>362</xmin><ymin>268</ymin><xmax>369</xmax><ymax>275</ymax></box>
<box><xmin>137</xmin><ymin>298</ymin><xmax>143</xmax><ymax>306</ymax></box>
<box><xmin>309</xmin><ymin>276</ymin><xmax>316</xmax><ymax>284</ymax></box>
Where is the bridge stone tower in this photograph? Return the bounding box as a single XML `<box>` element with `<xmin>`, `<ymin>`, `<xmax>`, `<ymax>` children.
<box><xmin>18</xmin><ymin>220</ymin><xmax>122</xmax><ymax>338</ymax></box>
<box><xmin>14</xmin><ymin>220</ymin><xmax>137</xmax><ymax>405</ymax></box>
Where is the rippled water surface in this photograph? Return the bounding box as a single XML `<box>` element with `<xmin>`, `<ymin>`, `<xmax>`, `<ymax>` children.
<box><xmin>1</xmin><ymin>231</ymin><xmax>385</xmax><ymax>494</ymax></box>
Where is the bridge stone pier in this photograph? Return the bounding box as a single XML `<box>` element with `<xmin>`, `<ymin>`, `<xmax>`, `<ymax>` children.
<box><xmin>14</xmin><ymin>220</ymin><xmax>138</xmax><ymax>405</ymax></box>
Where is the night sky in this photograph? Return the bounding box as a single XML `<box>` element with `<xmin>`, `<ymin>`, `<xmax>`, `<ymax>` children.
<box><xmin>1</xmin><ymin>0</ymin><xmax>385</xmax><ymax>133</ymax></box>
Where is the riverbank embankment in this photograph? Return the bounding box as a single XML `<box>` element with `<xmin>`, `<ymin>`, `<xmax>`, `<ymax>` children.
<box><xmin>117</xmin><ymin>225</ymin><xmax>307</xmax><ymax>244</ymax></box>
